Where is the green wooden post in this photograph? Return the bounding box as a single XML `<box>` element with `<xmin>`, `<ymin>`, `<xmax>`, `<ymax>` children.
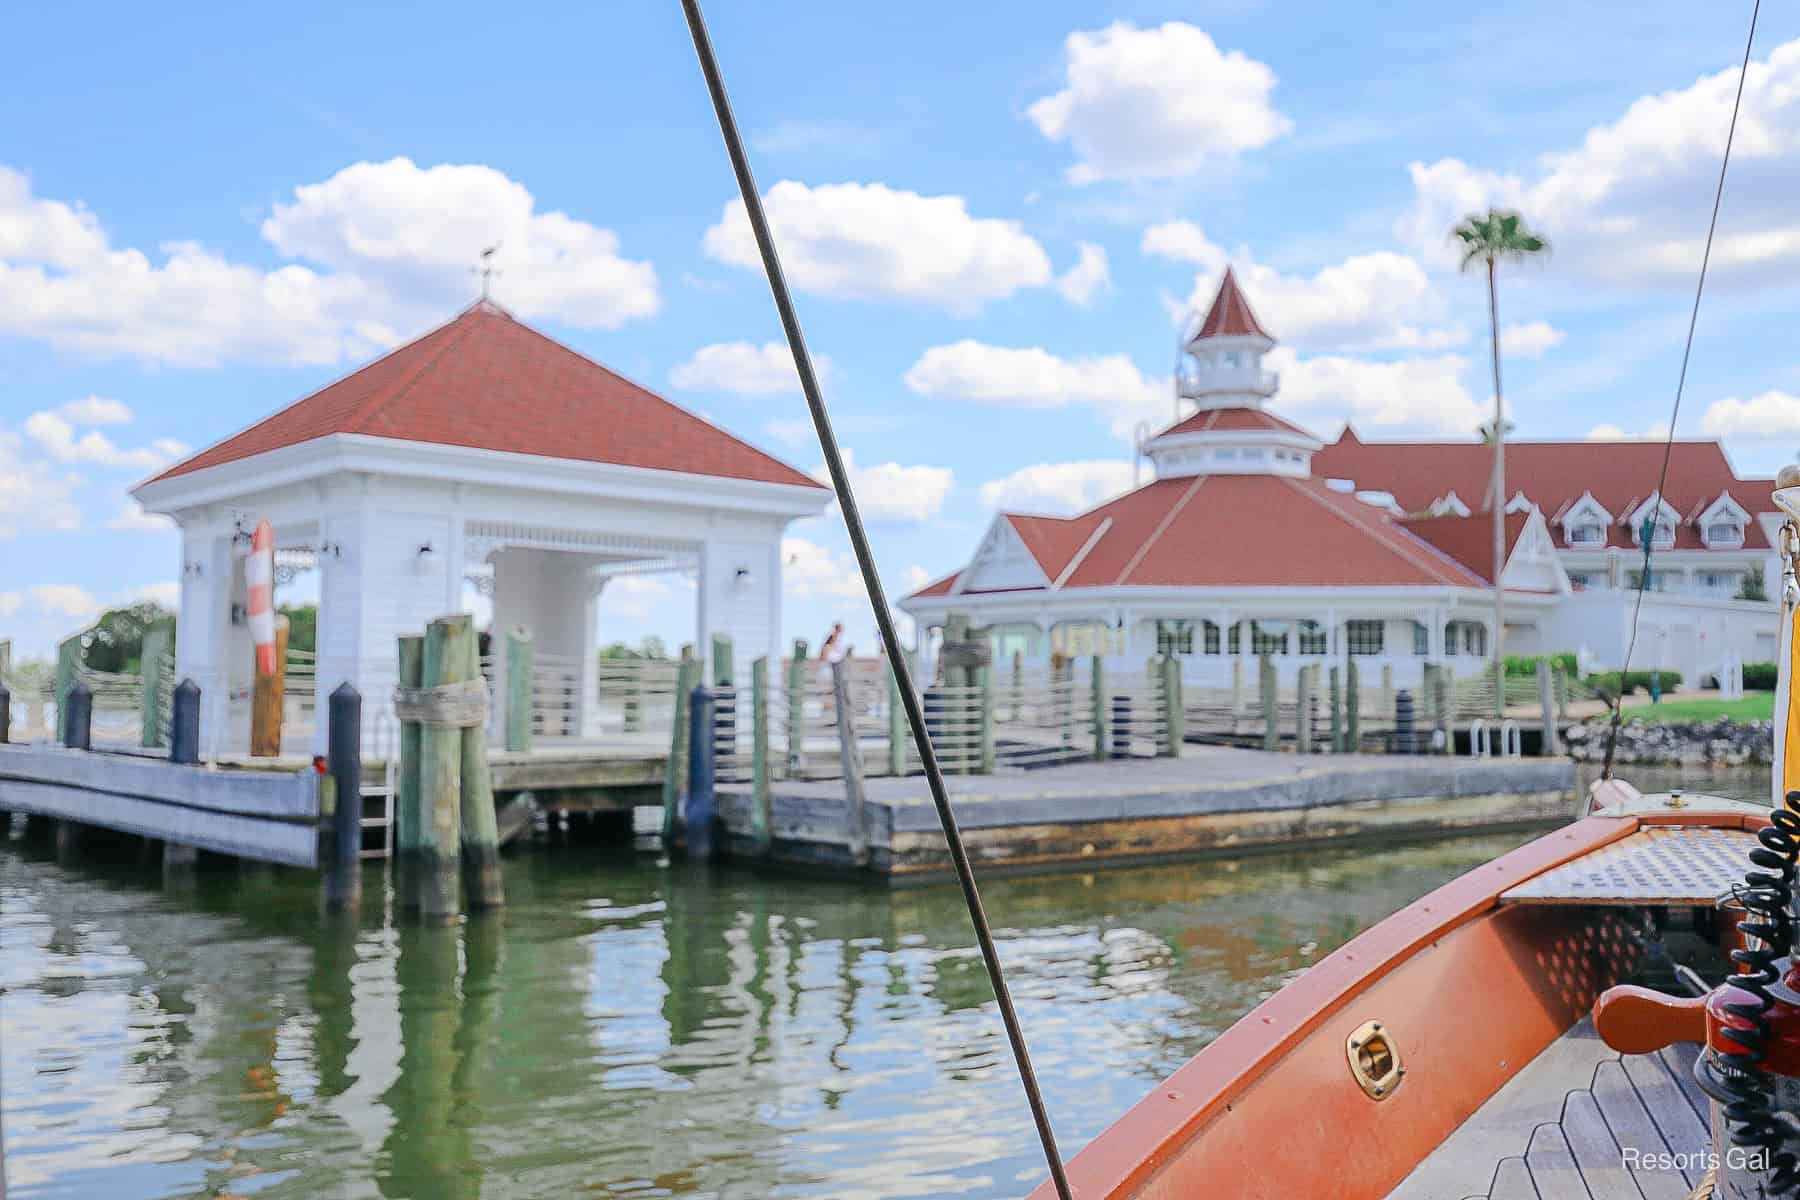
<box><xmin>887</xmin><ymin>655</ymin><xmax>906</xmax><ymax>777</ymax></box>
<box><xmin>1436</xmin><ymin>667</ymin><xmax>1453</xmax><ymax>755</ymax></box>
<box><xmin>54</xmin><ymin>634</ymin><xmax>80</xmax><ymax>721</ymax></box>
<box><xmin>1296</xmin><ymin>663</ymin><xmax>1314</xmax><ymax>754</ymax></box>
<box><xmin>785</xmin><ymin>638</ymin><xmax>808</xmax><ymax>777</ymax></box>
<box><xmin>978</xmin><ymin>664</ymin><xmax>996</xmax><ymax>774</ymax></box>
<box><xmin>751</xmin><ymin>656</ymin><xmax>772</xmax><ymax>853</ymax></box>
<box><xmin>415</xmin><ymin>617</ymin><xmax>468</xmax><ymax>921</ymax></box>
<box><xmin>1090</xmin><ymin>655</ymin><xmax>1107</xmax><ymax>760</ymax></box>
<box><xmin>1346</xmin><ymin>657</ymin><xmax>1362</xmax><ymax>752</ymax></box>
<box><xmin>1010</xmin><ymin>648</ymin><xmax>1023</xmax><ymax>722</ymax></box>
<box><xmin>1230</xmin><ymin>656</ymin><xmax>1244</xmax><ymax>735</ymax></box>
<box><xmin>1260</xmin><ymin>653</ymin><xmax>1278</xmax><ymax>751</ymax></box>
<box><xmin>943</xmin><ymin>613</ymin><xmax>970</xmax><ymax>688</ymax></box>
<box><xmin>1160</xmin><ymin>655</ymin><xmax>1183</xmax><ymax>756</ymax></box>
<box><xmin>140</xmin><ymin>627</ymin><xmax>169</xmax><ymax>748</ymax></box>
<box><xmin>1379</xmin><ymin>664</ymin><xmax>1394</xmax><ymax>728</ymax></box>
<box><xmin>458</xmin><ymin>620</ymin><xmax>503</xmax><ymax>909</ymax></box>
<box><xmin>711</xmin><ymin>634</ymin><xmax>734</xmax><ymax>687</ymax></box>
<box><xmin>396</xmin><ymin>635</ymin><xmax>425</xmax><ymax>901</ymax></box>
<box><xmin>661</xmin><ymin>649</ymin><xmax>699</xmax><ymax>844</ymax></box>
<box><xmin>504</xmin><ymin>627</ymin><xmax>533</xmax><ymax>753</ymax></box>
<box><xmin>1329</xmin><ymin>665</ymin><xmax>1343</xmax><ymax>753</ymax></box>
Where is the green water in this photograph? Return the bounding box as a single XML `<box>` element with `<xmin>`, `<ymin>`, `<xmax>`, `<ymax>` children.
<box><xmin>0</xmin><ymin>767</ymin><xmax>1767</xmax><ymax>1199</ymax></box>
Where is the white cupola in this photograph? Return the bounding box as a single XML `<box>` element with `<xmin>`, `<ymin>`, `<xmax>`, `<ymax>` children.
<box><xmin>1146</xmin><ymin>267</ymin><xmax>1320</xmax><ymax>480</ymax></box>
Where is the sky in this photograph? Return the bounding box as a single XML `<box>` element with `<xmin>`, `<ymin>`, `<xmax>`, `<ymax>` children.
<box><xmin>5</xmin><ymin>1</ymin><xmax>1800</xmax><ymax>658</ymax></box>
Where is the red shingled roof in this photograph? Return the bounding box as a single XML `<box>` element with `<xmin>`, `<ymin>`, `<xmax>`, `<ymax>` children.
<box><xmin>1400</xmin><ymin>512</ymin><xmax>1531</xmax><ymax>585</ymax></box>
<box><xmin>910</xmin><ymin>474</ymin><xmax>1486</xmax><ymax>599</ymax></box>
<box><xmin>1153</xmin><ymin>404</ymin><xmax>1316</xmax><ymax>440</ymax></box>
<box><xmin>1313</xmin><ymin>432</ymin><xmax>1771</xmax><ymax>550</ymax></box>
<box><xmin>1193</xmin><ymin>266</ymin><xmax>1272</xmax><ymax>341</ymax></box>
<box><xmin>150</xmin><ymin>303</ymin><xmax>826</xmax><ymax>490</ymax></box>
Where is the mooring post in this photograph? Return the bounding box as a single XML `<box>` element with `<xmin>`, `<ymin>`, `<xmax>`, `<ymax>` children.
<box><xmin>458</xmin><ymin>628</ymin><xmax>503</xmax><ymax>909</ymax></box>
<box><xmin>1346</xmin><ymin>657</ymin><xmax>1362</xmax><ymax>752</ymax></box>
<box><xmin>1536</xmin><ymin>658</ymin><xmax>1560</xmax><ymax>757</ymax></box>
<box><xmin>325</xmin><ymin>682</ymin><xmax>363</xmax><ymax>911</ymax></box>
<box><xmin>140</xmin><ymin>627</ymin><xmax>168</xmax><ymax>748</ymax></box>
<box><xmin>1436</xmin><ymin>669</ymin><xmax>1452</xmax><ymax>755</ymax></box>
<box><xmin>170</xmin><ymin>679</ymin><xmax>201</xmax><ymax>765</ymax></box>
<box><xmin>1379</xmin><ymin>664</ymin><xmax>1394</xmax><ymax>728</ymax></box>
<box><xmin>1230</xmin><ymin>655</ymin><xmax>1244</xmax><ymax>735</ymax></box>
<box><xmin>785</xmin><ymin>638</ymin><xmax>808</xmax><ymax>777</ymax></box>
<box><xmin>751</xmin><ymin>656</ymin><xmax>772</xmax><ymax>853</ymax></box>
<box><xmin>886</xmin><ymin>654</ymin><xmax>906</xmax><ymax>777</ymax></box>
<box><xmin>1296</xmin><ymin>664</ymin><xmax>1314</xmax><ymax>754</ymax></box>
<box><xmin>830</xmin><ymin>659</ymin><xmax>869</xmax><ymax>865</ymax></box>
<box><xmin>62</xmin><ymin>679</ymin><xmax>92</xmax><ymax>750</ymax></box>
<box><xmin>0</xmin><ymin>678</ymin><xmax>10</xmax><ymax>746</ymax></box>
<box><xmin>1260</xmin><ymin>653</ymin><xmax>1277</xmax><ymax>752</ymax></box>
<box><xmin>661</xmin><ymin>650</ymin><xmax>699</xmax><ymax>845</ymax></box>
<box><xmin>394</xmin><ymin>635</ymin><xmax>424</xmax><ymax>905</ymax></box>
<box><xmin>1089</xmin><ymin>655</ymin><xmax>1106</xmax><ymax>760</ymax></box>
<box><xmin>1329</xmin><ymin>665</ymin><xmax>1344</xmax><ymax>753</ymax></box>
<box><xmin>53</xmin><ymin>635</ymin><xmax>79</xmax><ymax>728</ymax></box>
<box><xmin>504</xmin><ymin>627</ymin><xmax>533</xmax><ymax>753</ymax></box>
<box><xmin>413</xmin><ymin>617</ymin><xmax>466</xmax><ymax>921</ymax></box>
<box><xmin>1160</xmin><ymin>655</ymin><xmax>1183</xmax><ymax>756</ymax></box>
<box><xmin>685</xmin><ymin>685</ymin><xmax>718</xmax><ymax>860</ymax></box>
<box><xmin>978</xmin><ymin>664</ymin><xmax>996</xmax><ymax>773</ymax></box>
<box><xmin>711</xmin><ymin>634</ymin><xmax>734</xmax><ymax>687</ymax></box>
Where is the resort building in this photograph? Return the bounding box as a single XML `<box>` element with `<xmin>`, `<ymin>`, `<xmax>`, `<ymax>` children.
<box><xmin>901</xmin><ymin>270</ymin><xmax>1781</xmax><ymax>686</ymax></box>
<box><xmin>133</xmin><ymin>301</ymin><xmax>829</xmax><ymax>754</ymax></box>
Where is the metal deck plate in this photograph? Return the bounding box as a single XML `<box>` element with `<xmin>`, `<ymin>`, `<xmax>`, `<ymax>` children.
<box><xmin>1500</xmin><ymin>827</ymin><xmax>1758</xmax><ymax>906</ymax></box>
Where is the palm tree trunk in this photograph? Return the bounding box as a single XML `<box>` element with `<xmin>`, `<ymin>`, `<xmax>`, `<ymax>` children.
<box><xmin>1488</xmin><ymin>255</ymin><xmax>1505</xmax><ymax>718</ymax></box>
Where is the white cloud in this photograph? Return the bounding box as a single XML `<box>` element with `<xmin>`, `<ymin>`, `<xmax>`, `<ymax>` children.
<box><xmin>978</xmin><ymin>460</ymin><xmax>1137</xmax><ymax>514</ymax></box>
<box><xmin>1502</xmin><ymin>320</ymin><xmax>1564</xmax><ymax>359</ymax></box>
<box><xmin>603</xmin><ymin>574</ymin><xmax>683</xmax><ymax>620</ymax></box>
<box><xmin>107</xmin><ymin>501</ymin><xmax>174</xmax><ymax>532</ymax></box>
<box><xmin>0</xmin><ymin>430</ymin><xmax>82</xmax><ymax>539</ymax></box>
<box><xmin>0</xmin><ymin>591</ymin><xmax>19</xmax><ymax>617</ymax></box>
<box><xmin>23</xmin><ymin>410</ymin><xmax>187</xmax><ymax>471</ymax></box>
<box><xmin>670</xmin><ymin>340</ymin><xmax>832</xmax><ymax>395</ymax></box>
<box><xmin>1586</xmin><ymin>423</ymin><xmax>1629</xmax><ymax>439</ymax></box>
<box><xmin>1700</xmin><ymin>390</ymin><xmax>1800</xmax><ymax>439</ymax></box>
<box><xmin>29</xmin><ymin>583</ymin><xmax>101</xmax><ymax>621</ymax></box>
<box><xmin>814</xmin><ymin>449</ymin><xmax>954</xmax><ymax>523</ymax></box>
<box><xmin>703</xmin><ymin>180</ymin><xmax>1052</xmax><ymax>314</ymax></box>
<box><xmin>783</xmin><ymin>535</ymin><xmax>869</xmax><ymax>601</ymax></box>
<box><xmin>1149</xmin><ymin>222</ymin><xmax>1462</xmax><ymax>353</ymax></box>
<box><xmin>58</xmin><ymin>396</ymin><xmax>131</xmax><ymax>426</ymax></box>
<box><xmin>0</xmin><ymin>158</ymin><xmax>658</xmax><ymax>367</ymax></box>
<box><xmin>903</xmin><ymin>340</ymin><xmax>1166</xmax><ymax>440</ymax></box>
<box><xmin>1028</xmin><ymin>21</ymin><xmax>1290</xmax><ymax>183</ymax></box>
<box><xmin>1400</xmin><ymin>38</ymin><xmax>1800</xmax><ymax>287</ymax></box>
<box><xmin>1269</xmin><ymin>348</ymin><xmax>1484</xmax><ymax>436</ymax></box>
<box><xmin>130</xmin><ymin>582</ymin><xmax>180</xmax><ymax>610</ymax></box>
<box><xmin>1056</xmin><ymin>242</ymin><xmax>1111</xmax><ymax>307</ymax></box>
<box><xmin>902</xmin><ymin>565</ymin><xmax>932</xmax><ymax>593</ymax></box>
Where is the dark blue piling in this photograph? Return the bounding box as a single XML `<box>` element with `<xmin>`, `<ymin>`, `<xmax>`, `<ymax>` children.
<box><xmin>325</xmin><ymin>683</ymin><xmax>363</xmax><ymax>911</ymax></box>
<box><xmin>62</xmin><ymin>680</ymin><xmax>92</xmax><ymax>750</ymax></box>
<box><xmin>685</xmin><ymin>686</ymin><xmax>717</xmax><ymax>860</ymax></box>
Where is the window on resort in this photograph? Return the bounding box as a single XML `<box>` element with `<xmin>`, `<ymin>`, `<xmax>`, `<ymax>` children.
<box><xmin>1345</xmin><ymin>620</ymin><xmax>1384</xmax><ymax>656</ymax></box>
<box><xmin>1446</xmin><ymin>620</ymin><xmax>1487</xmax><ymax>657</ymax></box>
<box><xmin>1297</xmin><ymin>621</ymin><xmax>1328</xmax><ymax>655</ymax></box>
<box><xmin>1251</xmin><ymin>621</ymin><xmax>1288</xmax><ymax>655</ymax></box>
<box><xmin>1202</xmin><ymin>621</ymin><xmax>1222</xmax><ymax>655</ymax></box>
<box><xmin>1156</xmin><ymin>620</ymin><xmax>1194</xmax><ymax>656</ymax></box>
<box><xmin>1626</xmin><ymin>570</ymin><xmax>1676</xmax><ymax>592</ymax></box>
<box><xmin>1635</xmin><ymin>518</ymin><xmax>1675</xmax><ymax>548</ymax></box>
<box><xmin>1706</xmin><ymin>521</ymin><xmax>1743</xmax><ymax>547</ymax></box>
<box><xmin>1568</xmin><ymin>523</ymin><xmax>1605</xmax><ymax>545</ymax></box>
<box><xmin>1412</xmin><ymin>621</ymin><xmax>1429</xmax><ymax>656</ymax></box>
<box><xmin>1699</xmin><ymin>571</ymin><xmax>1739</xmax><ymax>591</ymax></box>
<box><xmin>1568</xmin><ymin>572</ymin><xmax>1594</xmax><ymax>591</ymax></box>
<box><xmin>1227</xmin><ymin>623</ymin><xmax>1240</xmax><ymax>654</ymax></box>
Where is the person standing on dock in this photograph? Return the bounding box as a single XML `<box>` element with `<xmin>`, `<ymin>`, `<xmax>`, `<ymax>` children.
<box><xmin>817</xmin><ymin>623</ymin><xmax>848</xmax><ymax>726</ymax></box>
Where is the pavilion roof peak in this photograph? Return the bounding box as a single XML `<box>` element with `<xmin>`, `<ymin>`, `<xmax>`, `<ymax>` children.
<box><xmin>1192</xmin><ymin>265</ymin><xmax>1272</xmax><ymax>342</ymax></box>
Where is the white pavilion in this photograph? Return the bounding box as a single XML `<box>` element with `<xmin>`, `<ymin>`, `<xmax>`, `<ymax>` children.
<box><xmin>133</xmin><ymin>301</ymin><xmax>830</xmax><ymax>753</ymax></box>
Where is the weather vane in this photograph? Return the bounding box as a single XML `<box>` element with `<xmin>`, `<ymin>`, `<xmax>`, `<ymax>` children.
<box><xmin>473</xmin><ymin>244</ymin><xmax>501</xmax><ymax>300</ymax></box>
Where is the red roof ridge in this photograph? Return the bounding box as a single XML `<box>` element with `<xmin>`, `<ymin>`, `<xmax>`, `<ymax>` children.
<box><xmin>1283</xmin><ymin>478</ymin><xmax>1484</xmax><ymax>586</ymax></box>
<box><xmin>1116</xmin><ymin>474</ymin><xmax>1206</xmax><ymax>584</ymax></box>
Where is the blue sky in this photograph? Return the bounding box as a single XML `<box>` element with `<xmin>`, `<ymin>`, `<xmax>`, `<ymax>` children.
<box><xmin>5</xmin><ymin>1</ymin><xmax>1800</xmax><ymax>657</ymax></box>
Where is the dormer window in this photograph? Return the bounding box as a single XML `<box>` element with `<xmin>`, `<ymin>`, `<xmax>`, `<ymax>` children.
<box><xmin>1705</xmin><ymin>520</ymin><xmax>1743</xmax><ymax>547</ymax></box>
<box><xmin>1568</xmin><ymin>523</ymin><xmax>1605</xmax><ymax>545</ymax></box>
<box><xmin>1636</xmin><ymin>519</ymin><xmax>1675</xmax><ymax>549</ymax></box>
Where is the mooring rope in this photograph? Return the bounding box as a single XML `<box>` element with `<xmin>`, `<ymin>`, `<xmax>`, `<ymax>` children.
<box><xmin>677</xmin><ymin>4</ymin><xmax>1073</xmax><ymax>1196</ymax></box>
<box><xmin>1601</xmin><ymin>0</ymin><xmax>1761</xmax><ymax>782</ymax></box>
<box><xmin>392</xmin><ymin>679</ymin><xmax>490</xmax><ymax>728</ymax></box>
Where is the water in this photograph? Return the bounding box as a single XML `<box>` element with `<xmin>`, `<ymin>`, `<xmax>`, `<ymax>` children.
<box><xmin>0</xmin><ymin>766</ymin><xmax>1769</xmax><ymax>1199</ymax></box>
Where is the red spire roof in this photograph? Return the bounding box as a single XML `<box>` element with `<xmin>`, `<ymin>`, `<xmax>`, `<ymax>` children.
<box><xmin>1193</xmin><ymin>266</ymin><xmax>1272</xmax><ymax>341</ymax></box>
<box><xmin>148</xmin><ymin>303</ymin><xmax>826</xmax><ymax>490</ymax></box>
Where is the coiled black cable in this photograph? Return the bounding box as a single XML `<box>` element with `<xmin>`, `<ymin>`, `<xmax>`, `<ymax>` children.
<box><xmin>1706</xmin><ymin>789</ymin><xmax>1800</xmax><ymax>1192</ymax></box>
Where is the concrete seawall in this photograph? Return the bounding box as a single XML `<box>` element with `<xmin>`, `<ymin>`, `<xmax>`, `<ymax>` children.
<box><xmin>716</xmin><ymin>749</ymin><xmax>1578</xmax><ymax>881</ymax></box>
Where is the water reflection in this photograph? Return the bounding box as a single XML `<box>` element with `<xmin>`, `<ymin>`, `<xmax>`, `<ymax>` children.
<box><xmin>5</xmin><ymin>780</ymin><xmax>1757</xmax><ymax>1200</ymax></box>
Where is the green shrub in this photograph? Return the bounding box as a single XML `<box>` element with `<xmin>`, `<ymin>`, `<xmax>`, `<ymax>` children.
<box><xmin>1586</xmin><ymin>669</ymin><xmax>1684</xmax><ymax>698</ymax></box>
<box><xmin>1504</xmin><ymin>652</ymin><xmax>1579</xmax><ymax>677</ymax></box>
<box><xmin>1744</xmin><ymin>661</ymin><xmax>1779</xmax><ymax>690</ymax></box>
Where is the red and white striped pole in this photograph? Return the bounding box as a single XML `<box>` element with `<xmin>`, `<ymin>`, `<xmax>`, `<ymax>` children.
<box><xmin>248</xmin><ymin>519</ymin><xmax>276</xmax><ymax>677</ymax></box>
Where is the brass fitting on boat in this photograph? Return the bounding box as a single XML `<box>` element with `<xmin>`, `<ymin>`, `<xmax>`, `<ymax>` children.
<box><xmin>1346</xmin><ymin>1020</ymin><xmax>1404</xmax><ymax>1099</ymax></box>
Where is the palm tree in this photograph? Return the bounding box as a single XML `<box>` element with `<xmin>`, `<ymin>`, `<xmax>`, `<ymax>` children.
<box><xmin>1453</xmin><ymin>209</ymin><xmax>1549</xmax><ymax>716</ymax></box>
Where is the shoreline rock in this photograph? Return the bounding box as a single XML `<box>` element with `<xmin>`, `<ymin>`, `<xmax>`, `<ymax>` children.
<box><xmin>1562</xmin><ymin>715</ymin><xmax>1773</xmax><ymax>767</ymax></box>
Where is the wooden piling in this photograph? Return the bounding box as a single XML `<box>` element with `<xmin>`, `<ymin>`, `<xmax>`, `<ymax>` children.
<box><xmin>1329</xmin><ymin>665</ymin><xmax>1343</xmax><ymax>753</ymax></box>
<box><xmin>54</xmin><ymin>635</ymin><xmax>79</xmax><ymax>725</ymax></box>
<box><xmin>977</xmin><ymin>664</ymin><xmax>996</xmax><ymax>774</ymax></box>
<box><xmin>140</xmin><ymin>627</ymin><xmax>168</xmax><ymax>748</ymax></box>
<box><xmin>660</xmin><ymin>650</ymin><xmax>699</xmax><ymax>845</ymax></box>
<box><xmin>458</xmin><ymin>627</ymin><xmax>503</xmax><ymax>909</ymax></box>
<box><xmin>1160</xmin><ymin>655</ymin><xmax>1183</xmax><ymax>755</ymax></box>
<box><xmin>685</xmin><ymin>686</ymin><xmax>718</xmax><ymax>860</ymax></box>
<box><xmin>1260</xmin><ymin>654</ymin><xmax>1277</xmax><ymax>752</ymax></box>
<box><xmin>504</xmin><ymin>627</ymin><xmax>533</xmax><ymax>753</ymax></box>
<box><xmin>1346</xmin><ymin>657</ymin><xmax>1362</xmax><ymax>751</ymax></box>
<box><xmin>785</xmin><ymin>639</ymin><xmax>808</xmax><ymax>777</ymax></box>
<box><xmin>1089</xmin><ymin>655</ymin><xmax>1106</xmax><ymax>760</ymax></box>
<box><xmin>1436</xmin><ymin>668</ymin><xmax>1452</xmax><ymax>755</ymax></box>
<box><xmin>395</xmin><ymin>636</ymin><xmax>424</xmax><ymax>899</ymax></box>
<box><xmin>751</xmin><ymin>656</ymin><xmax>772</xmax><ymax>853</ymax></box>
<box><xmin>1230</xmin><ymin>656</ymin><xmax>1244</xmax><ymax>736</ymax></box>
<box><xmin>711</xmin><ymin>634</ymin><xmax>734</xmax><ymax>686</ymax></box>
<box><xmin>413</xmin><ymin>617</ymin><xmax>467</xmax><ymax>921</ymax></box>
<box><xmin>830</xmin><ymin>659</ymin><xmax>869</xmax><ymax>865</ymax></box>
<box><xmin>250</xmin><ymin>615</ymin><xmax>289</xmax><ymax>757</ymax></box>
<box><xmin>1379</xmin><ymin>664</ymin><xmax>1394</xmax><ymax>726</ymax></box>
<box><xmin>62</xmin><ymin>679</ymin><xmax>92</xmax><ymax>750</ymax></box>
<box><xmin>324</xmin><ymin>682</ymin><xmax>363</xmax><ymax>911</ymax></box>
<box><xmin>1296</xmin><ymin>664</ymin><xmax>1314</xmax><ymax>754</ymax></box>
<box><xmin>0</xmin><ymin>677</ymin><xmax>9</xmax><ymax>746</ymax></box>
<box><xmin>1536</xmin><ymin>658</ymin><xmax>1560</xmax><ymax>757</ymax></box>
<box><xmin>170</xmin><ymin>679</ymin><xmax>201</xmax><ymax>765</ymax></box>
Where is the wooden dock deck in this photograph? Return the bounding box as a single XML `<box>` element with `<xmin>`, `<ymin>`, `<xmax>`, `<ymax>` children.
<box><xmin>716</xmin><ymin>747</ymin><xmax>1579</xmax><ymax>879</ymax></box>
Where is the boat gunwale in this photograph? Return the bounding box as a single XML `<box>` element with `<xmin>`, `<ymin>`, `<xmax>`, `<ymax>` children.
<box><xmin>1025</xmin><ymin>808</ymin><xmax>1767</xmax><ymax>1200</ymax></box>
